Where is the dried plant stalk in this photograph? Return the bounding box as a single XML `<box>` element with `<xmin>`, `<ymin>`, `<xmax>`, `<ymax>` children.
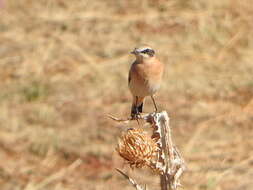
<box><xmin>116</xmin><ymin>168</ymin><xmax>148</xmax><ymax>190</ymax></box>
<box><xmin>150</xmin><ymin>111</ymin><xmax>186</xmax><ymax>190</ymax></box>
<box><xmin>111</xmin><ymin>111</ymin><xmax>186</xmax><ymax>190</ymax></box>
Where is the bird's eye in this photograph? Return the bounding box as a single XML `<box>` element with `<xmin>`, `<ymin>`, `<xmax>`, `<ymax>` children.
<box><xmin>141</xmin><ymin>49</ymin><xmax>149</xmax><ymax>54</ymax></box>
<box><xmin>140</xmin><ymin>49</ymin><xmax>155</xmax><ymax>56</ymax></box>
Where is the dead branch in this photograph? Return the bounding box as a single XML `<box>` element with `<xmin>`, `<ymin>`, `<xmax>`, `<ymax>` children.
<box><xmin>116</xmin><ymin>169</ymin><xmax>147</xmax><ymax>190</ymax></box>
<box><xmin>113</xmin><ymin>111</ymin><xmax>186</xmax><ymax>190</ymax></box>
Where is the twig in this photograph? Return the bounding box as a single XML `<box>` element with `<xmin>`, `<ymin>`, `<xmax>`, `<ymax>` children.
<box><xmin>107</xmin><ymin>114</ymin><xmax>133</xmax><ymax>123</ymax></box>
<box><xmin>116</xmin><ymin>169</ymin><xmax>147</xmax><ymax>190</ymax></box>
<box><xmin>107</xmin><ymin>112</ymin><xmax>153</xmax><ymax>123</ymax></box>
<box><xmin>113</xmin><ymin>111</ymin><xmax>186</xmax><ymax>190</ymax></box>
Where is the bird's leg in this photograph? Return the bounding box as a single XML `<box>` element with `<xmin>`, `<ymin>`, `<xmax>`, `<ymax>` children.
<box><xmin>134</xmin><ymin>96</ymin><xmax>141</xmax><ymax>126</ymax></box>
<box><xmin>151</xmin><ymin>95</ymin><xmax>158</xmax><ymax>112</ymax></box>
<box><xmin>132</xmin><ymin>96</ymin><xmax>141</xmax><ymax>117</ymax></box>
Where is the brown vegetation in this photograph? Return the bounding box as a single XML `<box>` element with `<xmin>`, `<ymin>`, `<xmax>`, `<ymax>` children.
<box><xmin>0</xmin><ymin>0</ymin><xmax>253</xmax><ymax>189</ymax></box>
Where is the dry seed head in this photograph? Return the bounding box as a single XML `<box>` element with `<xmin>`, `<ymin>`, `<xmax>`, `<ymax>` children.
<box><xmin>116</xmin><ymin>128</ymin><xmax>158</xmax><ymax>169</ymax></box>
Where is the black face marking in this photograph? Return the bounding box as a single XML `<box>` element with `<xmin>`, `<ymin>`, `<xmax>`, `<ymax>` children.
<box><xmin>140</xmin><ymin>49</ymin><xmax>155</xmax><ymax>57</ymax></box>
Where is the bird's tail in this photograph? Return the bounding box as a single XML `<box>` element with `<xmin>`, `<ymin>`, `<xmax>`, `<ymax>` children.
<box><xmin>131</xmin><ymin>96</ymin><xmax>144</xmax><ymax>117</ymax></box>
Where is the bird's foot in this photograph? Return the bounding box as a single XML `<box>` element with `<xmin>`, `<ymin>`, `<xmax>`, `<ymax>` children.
<box><xmin>131</xmin><ymin>112</ymin><xmax>142</xmax><ymax>127</ymax></box>
<box><xmin>131</xmin><ymin>113</ymin><xmax>141</xmax><ymax>120</ymax></box>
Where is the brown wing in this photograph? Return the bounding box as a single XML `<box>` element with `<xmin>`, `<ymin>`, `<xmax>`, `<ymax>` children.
<box><xmin>128</xmin><ymin>61</ymin><xmax>138</xmax><ymax>85</ymax></box>
<box><xmin>128</xmin><ymin>72</ymin><xmax>131</xmax><ymax>84</ymax></box>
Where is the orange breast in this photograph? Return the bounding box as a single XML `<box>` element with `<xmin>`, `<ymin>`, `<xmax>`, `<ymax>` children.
<box><xmin>129</xmin><ymin>58</ymin><xmax>164</xmax><ymax>97</ymax></box>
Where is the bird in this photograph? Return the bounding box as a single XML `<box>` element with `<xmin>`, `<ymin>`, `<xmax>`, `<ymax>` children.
<box><xmin>128</xmin><ymin>45</ymin><xmax>164</xmax><ymax>118</ymax></box>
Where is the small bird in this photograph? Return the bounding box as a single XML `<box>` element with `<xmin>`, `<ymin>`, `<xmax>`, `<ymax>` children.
<box><xmin>128</xmin><ymin>45</ymin><xmax>164</xmax><ymax>118</ymax></box>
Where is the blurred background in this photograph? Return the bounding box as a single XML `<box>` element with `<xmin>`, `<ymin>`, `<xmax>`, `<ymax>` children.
<box><xmin>0</xmin><ymin>0</ymin><xmax>253</xmax><ymax>189</ymax></box>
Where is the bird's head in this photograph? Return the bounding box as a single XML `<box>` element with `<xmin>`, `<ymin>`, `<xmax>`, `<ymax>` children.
<box><xmin>131</xmin><ymin>46</ymin><xmax>155</xmax><ymax>60</ymax></box>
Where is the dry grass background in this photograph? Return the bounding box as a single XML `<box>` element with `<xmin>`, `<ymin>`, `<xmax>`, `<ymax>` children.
<box><xmin>0</xmin><ymin>0</ymin><xmax>253</xmax><ymax>189</ymax></box>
